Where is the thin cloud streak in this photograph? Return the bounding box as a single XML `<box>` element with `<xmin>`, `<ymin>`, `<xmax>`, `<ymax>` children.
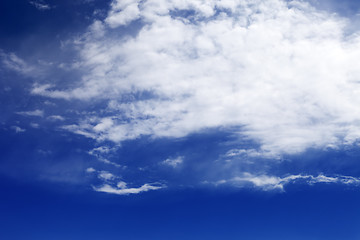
<box><xmin>16</xmin><ymin>110</ymin><xmax>44</xmax><ymax>117</ymax></box>
<box><xmin>212</xmin><ymin>173</ymin><xmax>360</xmax><ymax>191</ymax></box>
<box><xmin>93</xmin><ymin>183</ymin><xmax>164</xmax><ymax>195</ymax></box>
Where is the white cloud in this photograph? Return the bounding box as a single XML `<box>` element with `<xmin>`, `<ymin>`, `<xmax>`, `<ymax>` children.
<box><xmin>87</xmin><ymin>168</ymin><xmax>163</xmax><ymax>195</ymax></box>
<box><xmin>225</xmin><ymin>148</ymin><xmax>279</xmax><ymax>159</ymax></box>
<box><xmin>11</xmin><ymin>126</ymin><xmax>26</xmax><ymax>133</ymax></box>
<box><xmin>105</xmin><ymin>0</ymin><xmax>141</xmax><ymax>27</ymax></box>
<box><xmin>29</xmin><ymin>1</ymin><xmax>52</xmax><ymax>10</ymax></box>
<box><xmin>32</xmin><ymin>0</ymin><xmax>360</xmax><ymax>157</ymax></box>
<box><xmin>0</xmin><ymin>50</ymin><xmax>34</xmax><ymax>75</ymax></box>
<box><xmin>116</xmin><ymin>181</ymin><xmax>127</xmax><ymax>188</ymax></box>
<box><xmin>17</xmin><ymin>109</ymin><xmax>44</xmax><ymax>117</ymax></box>
<box><xmin>89</xmin><ymin>146</ymin><xmax>112</xmax><ymax>154</ymax></box>
<box><xmin>30</xmin><ymin>123</ymin><xmax>40</xmax><ymax>128</ymax></box>
<box><xmin>98</xmin><ymin>171</ymin><xmax>116</xmax><ymax>181</ymax></box>
<box><xmin>218</xmin><ymin>173</ymin><xmax>360</xmax><ymax>191</ymax></box>
<box><xmin>47</xmin><ymin>115</ymin><xmax>65</xmax><ymax>121</ymax></box>
<box><xmin>86</xmin><ymin>167</ymin><xmax>96</xmax><ymax>173</ymax></box>
<box><xmin>88</xmin><ymin>145</ymin><xmax>122</xmax><ymax>167</ymax></box>
<box><xmin>93</xmin><ymin>182</ymin><xmax>163</xmax><ymax>195</ymax></box>
<box><xmin>162</xmin><ymin>156</ymin><xmax>184</xmax><ymax>168</ymax></box>
<box><xmin>99</xmin><ymin>158</ymin><xmax>122</xmax><ymax>168</ymax></box>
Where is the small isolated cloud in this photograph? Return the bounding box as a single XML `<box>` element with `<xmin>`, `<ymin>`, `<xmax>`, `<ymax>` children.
<box><xmin>93</xmin><ymin>182</ymin><xmax>164</xmax><ymax>195</ymax></box>
<box><xmin>17</xmin><ymin>109</ymin><xmax>44</xmax><ymax>117</ymax></box>
<box><xmin>86</xmin><ymin>167</ymin><xmax>96</xmax><ymax>173</ymax></box>
<box><xmin>29</xmin><ymin>1</ymin><xmax>52</xmax><ymax>10</ymax></box>
<box><xmin>98</xmin><ymin>171</ymin><xmax>116</xmax><ymax>181</ymax></box>
<box><xmin>30</xmin><ymin>123</ymin><xmax>39</xmax><ymax>128</ymax></box>
<box><xmin>162</xmin><ymin>156</ymin><xmax>184</xmax><ymax>168</ymax></box>
<box><xmin>38</xmin><ymin>149</ymin><xmax>52</xmax><ymax>155</ymax></box>
<box><xmin>47</xmin><ymin>115</ymin><xmax>65</xmax><ymax>121</ymax></box>
<box><xmin>11</xmin><ymin>126</ymin><xmax>25</xmax><ymax>133</ymax></box>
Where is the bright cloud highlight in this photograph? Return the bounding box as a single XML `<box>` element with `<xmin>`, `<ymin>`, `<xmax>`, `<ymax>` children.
<box><xmin>31</xmin><ymin>0</ymin><xmax>360</xmax><ymax>158</ymax></box>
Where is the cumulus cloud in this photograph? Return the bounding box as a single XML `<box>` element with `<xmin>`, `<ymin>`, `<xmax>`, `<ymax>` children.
<box><xmin>32</xmin><ymin>0</ymin><xmax>360</xmax><ymax>157</ymax></box>
<box><xmin>105</xmin><ymin>0</ymin><xmax>141</xmax><ymax>27</ymax></box>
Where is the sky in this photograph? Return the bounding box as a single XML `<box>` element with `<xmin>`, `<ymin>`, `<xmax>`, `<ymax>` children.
<box><xmin>1</xmin><ymin>0</ymin><xmax>360</xmax><ymax>239</ymax></box>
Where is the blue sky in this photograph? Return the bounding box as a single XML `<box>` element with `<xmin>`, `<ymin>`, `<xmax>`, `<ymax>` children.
<box><xmin>2</xmin><ymin>0</ymin><xmax>360</xmax><ymax>239</ymax></box>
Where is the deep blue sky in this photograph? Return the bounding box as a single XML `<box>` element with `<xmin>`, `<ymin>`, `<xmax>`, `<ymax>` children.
<box><xmin>2</xmin><ymin>0</ymin><xmax>360</xmax><ymax>239</ymax></box>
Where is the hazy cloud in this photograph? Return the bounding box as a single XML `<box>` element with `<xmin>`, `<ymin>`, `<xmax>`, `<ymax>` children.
<box><xmin>17</xmin><ymin>110</ymin><xmax>44</xmax><ymax>117</ymax></box>
<box><xmin>47</xmin><ymin>115</ymin><xmax>65</xmax><ymax>121</ymax></box>
<box><xmin>29</xmin><ymin>1</ymin><xmax>52</xmax><ymax>10</ymax></box>
<box><xmin>0</xmin><ymin>50</ymin><xmax>34</xmax><ymax>75</ymax></box>
<box><xmin>11</xmin><ymin>126</ymin><xmax>26</xmax><ymax>133</ymax></box>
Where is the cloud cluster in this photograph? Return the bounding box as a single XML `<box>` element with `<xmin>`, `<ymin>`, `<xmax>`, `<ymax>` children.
<box><xmin>31</xmin><ymin>0</ymin><xmax>360</xmax><ymax>157</ymax></box>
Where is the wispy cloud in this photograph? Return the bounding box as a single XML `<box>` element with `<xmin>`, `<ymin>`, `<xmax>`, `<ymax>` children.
<box><xmin>17</xmin><ymin>109</ymin><xmax>44</xmax><ymax>117</ymax></box>
<box><xmin>161</xmin><ymin>156</ymin><xmax>184</xmax><ymax>168</ymax></box>
<box><xmin>29</xmin><ymin>1</ymin><xmax>53</xmax><ymax>11</ymax></box>
<box><xmin>88</xmin><ymin>145</ymin><xmax>123</xmax><ymax>168</ymax></box>
<box><xmin>98</xmin><ymin>171</ymin><xmax>117</xmax><ymax>181</ymax></box>
<box><xmin>11</xmin><ymin>126</ymin><xmax>26</xmax><ymax>133</ymax></box>
<box><xmin>30</xmin><ymin>123</ymin><xmax>40</xmax><ymax>128</ymax></box>
<box><xmin>0</xmin><ymin>50</ymin><xmax>34</xmax><ymax>75</ymax></box>
<box><xmin>86</xmin><ymin>168</ymin><xmax>164</xmax><ymax>195</ymax></box>
<box><xmin>225</xmin><ymin>148</ymin><xmax>280</xmax><ymax>159</ymax></box>
<box><xmin>47</xmin><ymin>115</ymin><xmax>65</xmax><ymax>121</ymax></box>
<box><xmin>213</xmin><ymin>173</ymin><xmax>360</xmax><ymax>191</ymax></box>
<box><xmin>93</xmin><ymin>182</ymin><xmax>164</xmax><ymax>195</ymax></box>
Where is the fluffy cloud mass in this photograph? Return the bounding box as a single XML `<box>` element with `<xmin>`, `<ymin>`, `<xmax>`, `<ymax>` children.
<box><xmin>33</xmin><ymin>0</ymin><xmax>360</xmax><ymax>156</ymax></box>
